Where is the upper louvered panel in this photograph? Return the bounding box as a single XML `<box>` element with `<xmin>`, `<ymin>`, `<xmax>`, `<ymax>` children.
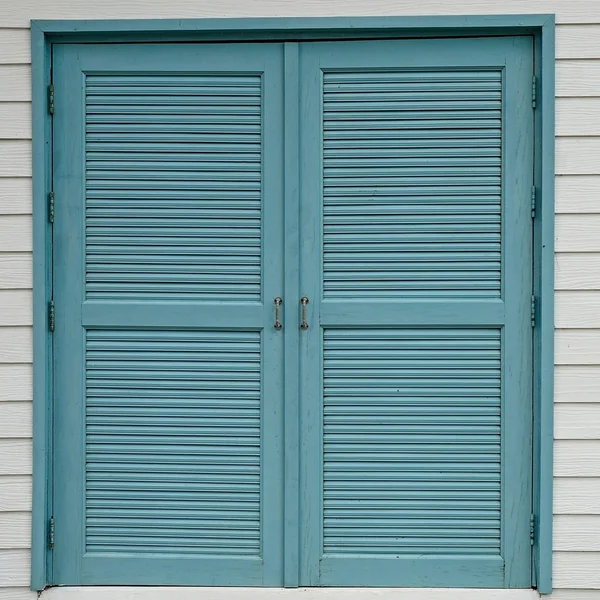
<box><xmin>322</xmin><ymin>71</ymin><xmax>502</xmax><ymax>299</ymax></box>
<box><xmin>84</xmin><ymin>75</ymin><xmax>262</xmax><ymax>301</ymax></box>
<box><xmin>323</xmin><ymin>328</ymin><xmax>501</xmax><ymax>555</ymax></box>
<box><xmin>85</xmin><ymin>330</ymin><xmax>261</xmax><ymax>556</ymax></box>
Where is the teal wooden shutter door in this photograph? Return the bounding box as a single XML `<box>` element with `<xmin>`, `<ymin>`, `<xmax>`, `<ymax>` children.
<box><xmin>299</xmin><ymin>37</ymin><xmax>534</xmax><ymax>587</ymax></box>
<box><xmin>52</xmin><ymin>43</ymin><xmax>285</xmax><ymax>586</ymax></box>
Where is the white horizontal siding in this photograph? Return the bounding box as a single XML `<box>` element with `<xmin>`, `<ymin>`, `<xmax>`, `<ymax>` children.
<box><xmin>557</xmin><ymin>25</ymin><xmax>600</xmax><ymax>58</ymax></box>
<box><xmin>555</xmin><ymin>441</ymin><xmax>600</xmax><ymax>477</ymax></box>
<box><xmin>0</xmin><ymin>477</ymin><xmax>32</xmax><ymax>512</ymax></box>
<box><xmin>556</xmin><ymin>176</ymin><xmax>600</xmax><ymax>214</ymax></box>
<box><xmin>0</xmin><ymin>141</ymin><xmax>30</xmax><ymax>177</ymax></box>
<box><xmin>557</xmin><ymin>98</ymin><xmax>600</xmax><ymax>136</ymax></box>
<box><xmin>0</xmin><ymin>217</ymin><xmax>32</xmax><ymax>252</ymax></box>
<box><xmin>0</xmin><ymin>328</ymin><xmax>31</xmax><ymax>363</ymax></box>
<box><xmin>0</xmin><ymin>8</ymin><xmax>599</xmax><ymax>598</ymax></box>
<box><xmin>0</xmin><ymin>255</ymin><xmax>32</xmax><ymax>290</ymax></box>
<box><xmin>0</xmin><ymin>0</ymin><xmax>580</xmax><ymax>26</ymax></box>
<box><xmin>555</xmin><ymin>405</ymin><xmax>600</xmax><ymax>439</ymax></box>
<box><xmin>0</xmin><ymin>514</ymin><xmax>30</xmax><ymax>550</ymax></box>
<box><xmin>0</xmin><ymin>292</ymin><xmax>31</xmax><ymax>326</ymax></box>
<box><xmin>0</xmin><ymin>589</ymin><xmax>36</xmax><ymax>600</ymax></box>
<box><xmin>555</xmin><ymin>366</ymin><xmax>600</xmax><ymax>402</ymax></box>
<box><xmin>555</xmin><ymin>478</ymin><xmax>600</xmax><ymax>514</ymax></box>
<box><xmin>0</xmin><ymin>404</ymin><xmax>31</xmax><ymax>438</ymax></box>
<box><xmin>0</xmin><ymin>550</ymin><xmax>29</xmax><ymax>587</ymax></box>
<box><xmin>557</xmin><ymin>216</ymin><xmax>600</xmax><ymax>252</ymax></box>
<box><xmin>556</xmin><ymin>292</ymin><xmax>600</xmax><ymax>327</ymax></box>
<box><xmin>0</xmin><ymin>30</ymin><xmax>30</xmax><ymax>65</ymax></box>
<box><xmin>0</xmin><ymin>104</ymin><xmax>30</xmax><ymax>140</ymax></box>
<box><xmin>0</xmin><ymin>66</ymin><xmax>30</xmax><ymax>102</ymax></box>
<box><xmin>0</xmin><ymin>179</ymin><xmax>31</xmax><ymax>215</ymax></box>
<box><xmin>0</xmin><ymin>365</ymin><xmax>32</xmax><ymax>403</ymax></box>
<box><xmin>556</xmin><ymin>330</ymin><xmax>600</xmax><ymax>364</ymax></box>
<box><xmin>554</xmin><ymin>516</ymin><xmax>600</xmax><ymax>551</ymax></box>
<box><xmin>554</xmin><ymin>553</ymin><xmax>600</xmax><ymax>588</ymax></box>
<box><xmin>0</xmin><ymin>441</ymin><xmax>31</xmax><ymax>476</ymax></box>
<box><xmin>556</xmin><ymin>255</ymin><xmax>600</xmax><ymax>289</ymax></box>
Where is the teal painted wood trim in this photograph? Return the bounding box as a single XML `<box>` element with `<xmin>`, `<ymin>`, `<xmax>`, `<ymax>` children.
<box><xmin>32</xmin><ymin>15</ymin><xmax>553</xmax><ymax>38</ymax></box>
<box><xmin>30</xmin><ymin>14</ymin><xmax>555</xmax><ymax>591</ymax></box>
<box><xmin>30</xmin><ymin>20</ymin><xmax>53</xmax><ymax>592</ymax></box>
<box><xmin>533</xmin><ymin>15</ymin><xmax>556</xmax><ymax>596</ymax></box>
<box><xmin>283</xmin><ymin>42</ymin><xmax>301</xmax><ymax>589</ymax></box>
<box><xmin>320</xmin><ymin>556</ymin><xmax>505</xmax><ymax>588</ymax></box>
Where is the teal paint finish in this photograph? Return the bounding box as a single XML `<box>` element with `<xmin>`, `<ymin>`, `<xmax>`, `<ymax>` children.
<box><xmin>32</xmin><ymin>16</ymin><xmax>555</xmax><ymax>592</ymax></box>
<box><xmin>283</xmin><ymin>42</ymin><xmax>301</xmax><ymax>589</ymax></box>
<box><xmin>51</xmin><ymin>42</ymin><xmax>285</xmax><ymax>586</ymax></box>
<box><xmin>298</xmin><ymin>36</ymin><xmax>534</xmax><ymax>588</ymax></box>
<box><xmin>532</xmin><ymin>15</ymin><xmax>556</xmax><ymax>595</ymax></box>
<box><xmin>30</xmin><ymin>21</ymin><xmax>53</xmax><ymax>591</ymax></box>
<box><xmin>32</xmin><ymin>15</ymin><xmax>553</xmax><ymax>40</ymax></box>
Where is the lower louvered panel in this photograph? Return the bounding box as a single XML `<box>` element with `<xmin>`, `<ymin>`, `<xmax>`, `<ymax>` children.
<box><xmin>85</xmin><ymin>330</ymin><xmax>261</xmax><ymax>556</ymax></box>
<box><xmin>323</xmin><ymin>328</ymin><xmax>501</xmax><ymax>556</ymax></box>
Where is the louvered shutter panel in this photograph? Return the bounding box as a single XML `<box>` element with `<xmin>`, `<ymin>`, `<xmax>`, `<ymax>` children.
<box><xmin>52</xmin><ymin>43</ymin><xmax>285</xmax><ymax>586</ymax></box>
<box><xmin>299</xmin><ymin>37</ymin><xmax>534</xmax><ymax>588</ymax></box>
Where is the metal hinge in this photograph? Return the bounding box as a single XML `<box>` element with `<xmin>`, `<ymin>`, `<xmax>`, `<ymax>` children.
<box><xmin>48</xmin><ymin>517</ymin><xmax>55</xmax><ymax>549</ymax></box>
<box><xmin>48</xmin><ymin>192</ymin><xmax>54</xmax><ymax>223</ymax></box>
<box><xmin>531</xmin><ymin>295</ymin><xmax>537</xmax><ymax>328</ymax></box>
<box><xmin>48</xmin><ymin>300</ymin><xmax>55</xmax><ymax>333</ymax></box>
<box><xmin>531</xmin><ymin>186</ymin><xmax>536</xmax><ymax>219</ymax></box>
<box><xmin>532</xmin><ymin>76</ymin><xmax>537</xmax><ymax>109</ymax></box>
<box><xmin>48</xmin><ymin>84</ymin><xmax>54</xmax><ymax>115</ymax></box>
<box><xmin>530</xmin><ymin>514</ymin><xmax>535</xmax><ymax>546</ymax></box>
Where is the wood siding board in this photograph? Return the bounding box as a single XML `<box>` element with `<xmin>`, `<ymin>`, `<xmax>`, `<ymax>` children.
<box><xmin>555</xmin><ymin>478</ymin><xmax>600</xmax><ymax>515</ymax></box>
<box><xmin>557</xmin><ymin>61</ymin><xmax>600</xmax><ymax>96</ymax></box>
<box><xmin>555</xmin><ymin>441</ymin><xmax>600</xmax><ymax>477</ymax></box>
<box><xmin>0</xmin><ymin>440</ymin><xmax>32</xmax><ymax>476</ymax></box>
<box><xmin>0</xmin><ymin>141</ymin><xmax>31</xmax><ymax>177</ymax></box>
<box><xmin>0</xmin><ymin>104</ymin><xmax>31</xmax><ymax>139</ymax></box>
<box><xmin>0</xmin><ymin>291</ymin><xmax>32</xmax><ymax>326</ymax></box>
<box><xmin>555</xmin><ymin>366</ymin><xmax>600</xmax><ymax>402</ymax></box>
<box><xmin>0</xmin><ymin>217</ymin><xmax>32</xmax><ymax>252</ymax></box>
<box><xmin>557</xmin><ymin>99</ymin><xmax>600</xmax><ymax>136</ymax></box>
<box><xmin>0</xmin><ymin>513</ymin><xmax>31</xmax><ymax>550</ymax></box>
<box><xmin>0</xmin><ymin>66</ymin><xmax>30</xmax><ymax>102</ymax></box>
<box><xmin>556</xmin><ymin>291</ymin><xmax>600</xmax><ymax>327</ymax></box>
<box><xmin>0</xmin><ymin>2</ymin><xmax>590</xmax><ymax>27</ymax></box>
<box><xmin>557</xmin><ymin>25</ymin><xmax>600</xmax><ymax>59</ymax></box>
<box><xmin>0</xmin><ymin>550</ymin><xmax>30</xmax><ymax>586</ymax></box>
<box><xmin>556</xmin><ymin>177</ymin><xmax>600</xmax><ymax>214</ymax></box>
<box><xmin>0</xmin><ymin>588</ymin><xmax>36</xmax><ymax>600</ymax></box>
<box><xmin>557</xmin><ymin>216</ymin><xmax>600</xmax><ymax>253</ymax></box>
<box><xmin>0</xmin><ymin>29</ymin><xmax>30</xmax><ymax>65</ymax></box>
<box><xmin>0</xmin><ymin>403</ymin><xmax>32</xmax><ymax>438</ymax></box>
<box><xmin>554</xmin><ymin>553</ymin><xmax>600</xmax><ymax>588</ymax></box>
<box><xmin>0</xmin><ymin>477</ymin><xmax>32</xmax><ymax>512</ymax></box>
<box><xmin>556</xmin><ymin>330</ymin><xmax>600</xmax><ymax>364</ymax></box>
<box><xmin>555</xmin><ymin>404</ymin><xmax>600</xmax><ymax>439</ymax></box>
<box><xmin>0</xmin><ymin>255</ymin><xmax>33</xmax><ymax>290</ymax></box>
<box><xmin>0</xmin><ymin>179</ymin><xmax>32</xmax><ymax>215</ymax></box>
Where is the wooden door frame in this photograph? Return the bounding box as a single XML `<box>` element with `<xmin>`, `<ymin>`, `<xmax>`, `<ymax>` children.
<box><xmin>31</xmin><ymin>14</ymin><xmax>555</xmax><ymax>592</ymax></box>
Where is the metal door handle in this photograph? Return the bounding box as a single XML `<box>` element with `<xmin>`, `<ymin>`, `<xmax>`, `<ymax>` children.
<box><xmin>274</xmin><ymin>297</ymin><xmax>283</xmax><ymax>330</ymax></box>
<box><xmin>300</xmin><ymin>297</ymin><xmax>309</xmax><ymax>329</ymax></box>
